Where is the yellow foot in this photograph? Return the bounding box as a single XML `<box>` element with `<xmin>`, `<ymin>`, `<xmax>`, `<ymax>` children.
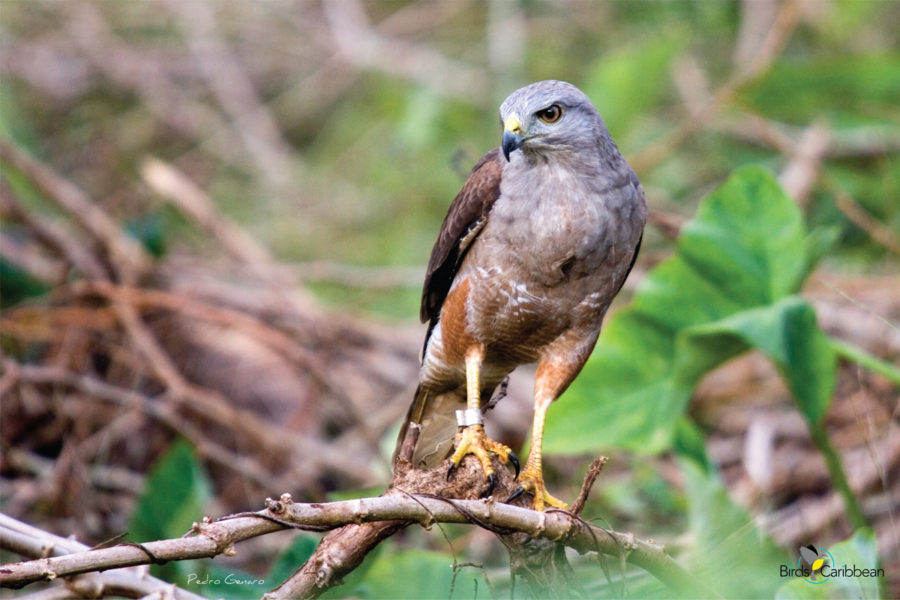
<box><xmin>510</xmin><ymin>467</ymin><xmax>568</xmax><ymax>511</ymax></box>
<box><xmin>448</xmin><ymin>425</ymin><xmax>518</xmax><ymax>491</ymax></box>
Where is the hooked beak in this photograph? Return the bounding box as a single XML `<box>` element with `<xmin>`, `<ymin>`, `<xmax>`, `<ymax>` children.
<box><xmin>501</xmin><ymin>114</ymin><xmax>524</xmax><ymax>161</ymax></box>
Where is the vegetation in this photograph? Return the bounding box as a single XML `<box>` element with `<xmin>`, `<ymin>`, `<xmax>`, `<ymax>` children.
<box><xmin>1</xmin><ymin>1</ymin><xmax>898</xmax><ymax>598</ymax></box>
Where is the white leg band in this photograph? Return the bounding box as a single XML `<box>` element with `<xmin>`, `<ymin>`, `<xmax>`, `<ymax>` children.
<box><xmin>456</xmin><ymin>408</ymin><xmax>483</xmax><ymax>427</ymax></box>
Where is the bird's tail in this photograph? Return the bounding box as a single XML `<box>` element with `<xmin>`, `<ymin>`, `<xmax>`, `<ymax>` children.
<box><xmin>394</xmin><ymin>384</ymin><xmax>465</xmax><ymax>469</ymax></box>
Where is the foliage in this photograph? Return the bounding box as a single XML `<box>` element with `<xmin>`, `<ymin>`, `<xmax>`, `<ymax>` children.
<box><xmin>680</xmin><ymin>457</ymin><xmax>787</xmax><ymax>598</ymax></box>
<box><xmin>322</xmin><ymin>548</ymin><xmax>488</xmax><ymax>600</ymax></box>
<box><xmin>544</xmin><ymin>167</ymin><xmax>889</xmax><ymax>596</ymax></box>
<box><xmin>545</xmin><ymin>167</ymin><xmax>815</xmax><ymax>453</ymax></box>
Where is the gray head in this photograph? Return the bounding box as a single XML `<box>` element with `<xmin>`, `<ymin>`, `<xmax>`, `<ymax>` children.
<box><xmin>499</xmin><ymin>80</ymin><xmax>610</xmax><ymax>162</ymax></box>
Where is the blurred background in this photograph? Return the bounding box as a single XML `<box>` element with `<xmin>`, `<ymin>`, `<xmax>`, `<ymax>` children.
<box><xmin>1</xmin><ymin>0</ymin><xmax>898</xmax><ymax>598</ymax></box>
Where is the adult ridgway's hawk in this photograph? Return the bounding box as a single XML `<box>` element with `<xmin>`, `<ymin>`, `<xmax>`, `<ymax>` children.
<box><xmin>397</xmin><ymin>80</ymin><xmax>647</xmax><ymax>510</ymax></box>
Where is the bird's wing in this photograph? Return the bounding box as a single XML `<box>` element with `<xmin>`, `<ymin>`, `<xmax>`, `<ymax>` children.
<box><xmin>420</xmin><ymin>147</ymin><xmax>503</xmax><ymax>324</ymax></box>
<box><xmin>612</xmin><ymin>170</ymin><xmax>646</xmax><ymax>297</ymax></box>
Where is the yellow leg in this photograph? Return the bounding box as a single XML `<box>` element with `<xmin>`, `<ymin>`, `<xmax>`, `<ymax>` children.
<box><xmin>448</xmin><ymin>346</ymin><xmax>514</xmax><ymax>480</ymax></box>
<box><xmin>516</xmin><ymin>394</ymin><xmax>568</xmax><ymax>511</ymax></box>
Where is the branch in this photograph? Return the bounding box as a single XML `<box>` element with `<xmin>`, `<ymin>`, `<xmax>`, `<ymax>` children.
<box><xmin>0</xmin><ymin>139</ymin><xmax>149</xmax><ymax>283</ymax></box>
<box><xmin>2</xmin><ymin>425</ymin><xmax>717</xmax><ymax>598</ymax></box>
<box><xmin>0</xmin><ymin>179</ymin><xmax>106</xmax><ymax>281</ymax></box>
<box><xmin>322</xmin><ymin>0</ymin><xmax>489</xmax><ymax>101</ymax></box>
<box><xmin>0</xmin><ymin>514</ymin><xmax>205</xmax><ymax>599</ymax></box>
<box><xmin>1</xmin><ymin>490</ymin><xmax>715</xmax><ymax>598</ymax></box>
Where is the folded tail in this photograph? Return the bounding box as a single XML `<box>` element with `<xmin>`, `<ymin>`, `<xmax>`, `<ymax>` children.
<box><xmin>395</xmin><ymin>385</ymin><xmax>466</xmax><ymax>469</ymax></box>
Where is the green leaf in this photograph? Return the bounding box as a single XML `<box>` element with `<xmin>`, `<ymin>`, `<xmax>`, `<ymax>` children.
<box><xmin>680</xmin><ymin>457</ymin><xmax>788</xmax><ymax>599</ymax></box>
<box><xmin>128</xmin><ymin>439</ymin><xmax>212</xmax><ymax>583</ymax></box>
<box><xmin>267</xmin><ymin>535</ymin><xmax>319</xmax><ymax>587</ymax></box>
<box><xmin>677</xmin><ymin>297</ymin><xmax>836</xmax><ymax>426</ymax></box>
<box><xmin>775</xmin><ymin>529</ymin><xmax>882</xmax><ymax>600</ymax></box>
<box><xmin>125</xmin><ymin>211</ymin><xmax>168</xmax><ymax>258</ymax></box>
<box><xmin>0</xmin><ymin>258</ymin><xmax>51</xmax><ymax>309</ymax></box>
<box><xmin>545</xmin><ymin>166</ymin><xmax>810</xmax><ymax>454</ymax></box>
<box><xmin>129</xmin><ymin>439</ymin><xmax>212</xmax><ymax>542</ymax></box>
<box><xmin>830</xmin><ymin>337</ymin><xmax>900</xmax><ymax>386</ymax></box>
<box><xmin>325</xmin><ymin>549</ymin><xmax>488</xmax><ymax>600</ymax></box>
<box><xmin>673</xmin><ymin>417</ymin><xmax>712</xmax><ymax>473</ymax></box>
<box><xmin>801</xmin><ymin>226</ymin><xmax>840</xmax><ymax>282</ymax></box>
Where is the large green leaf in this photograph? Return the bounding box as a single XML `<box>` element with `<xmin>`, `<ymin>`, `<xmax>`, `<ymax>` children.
<box><xmin>680</xmin><ymin>458</ymin><xmax>788</xmax><ymax>599</ymax></box>
<box><xmin>676</xmin><ymin>296</ymin><xmax>835</xmax><ymax>426</ymax></box>
<box><xmin>775</xmin><ymin>529</ymin><xmax>882</xmax><ymax>600</ymax></box>
<box><xmin>545</xmin><ymin>166</ymin><xmax>809</xmax><ymax>453</ymax></box>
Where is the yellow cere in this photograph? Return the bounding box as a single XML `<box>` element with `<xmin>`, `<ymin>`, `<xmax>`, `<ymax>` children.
<box><xmin>504</xmin><ymin>114</ymin><xmax>522</xmax><ymax>134</ymax></box>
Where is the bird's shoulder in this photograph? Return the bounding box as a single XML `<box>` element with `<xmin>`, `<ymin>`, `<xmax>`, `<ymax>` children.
<box><xmin>421</xmin><ymin>147</ymin><xmax>504</xmax><ymax>323</ymax></box>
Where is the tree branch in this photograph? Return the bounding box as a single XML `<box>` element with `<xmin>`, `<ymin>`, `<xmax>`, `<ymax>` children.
<box><xmin>2</xmin><ymin>481</ymin><xmax>717</xmax><ymax>598</ymax></box>
<box><xmin>0</xmin><ymin>514</ymin><xmax>206</xmax><ymax>599</ymax></box>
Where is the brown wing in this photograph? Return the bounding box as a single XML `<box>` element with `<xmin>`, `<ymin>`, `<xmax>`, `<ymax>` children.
<box><xmin>420</xmin><ymin>147</ymin><xmax>503</xmax><ymax>323</ymax></box>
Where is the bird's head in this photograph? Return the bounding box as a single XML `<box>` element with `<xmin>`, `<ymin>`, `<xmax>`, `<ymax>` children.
<box><xmin>499</xmin><ymin>80</ymin><xmax>605</xmax><ymax>162</ymax></box>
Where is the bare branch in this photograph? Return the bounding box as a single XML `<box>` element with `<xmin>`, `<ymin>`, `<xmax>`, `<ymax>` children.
<box><xmin>826</xmin><ymin>177</ymin><xmax>900</xmax><ymax>255</ymax></box>
<box><xmin>0</xmin><ymin>139</ymin><xmax>149</xmax><ymax>283</ymax></box>
<box><xmin>0</xmin><ymin>179</ymin><xmax>105</xmax><ymax>281</ymax></box>
<box><xmin>3</xmin><ymin>359</ymin><xmax>283</xmax><ymax>491</ymax></box>
<box><xmin>0</xmin><ymin>514</ymin><xmax>205</xmax><ymax>599</ymax></box>
<box><xmin>322</xmin><ymin>0</ymin><xmax>489</xmax><ymax>101</ymax></box>
<box><xmin>140</xmin><ymin>157</ymin><xmax>274</xmax><ymax>266</ymax></box>
<box><xmin>1</xmin><ymin>492</ymin><xmax>717</xmax><ymax>599</ymax></box>
<box><xmin>778</xmin><ymin>120</ymin><xmax>830</xmax><ymax>205</ymax></box>
<box><xmin>162</xmin><ymin>0</ymin><xmax>294</xmax><ymax>189</ymax></box>
<box><xmin>569</xmin><ymin>456</ymin><xmax>608</xmax><ymax>517</ymax></box>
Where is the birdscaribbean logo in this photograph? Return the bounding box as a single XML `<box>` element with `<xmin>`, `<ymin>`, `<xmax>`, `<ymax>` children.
<box><xmin>779</xmin><ymin>544</ymin><xmax>884</xmax><ymax>584</ymax></box>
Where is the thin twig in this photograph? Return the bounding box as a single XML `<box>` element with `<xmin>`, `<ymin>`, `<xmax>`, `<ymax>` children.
<box><xmin>778</xmin><ymin>120</ymin><xmax>830</xmax><ymax>205</ymax></box>
<box><xmin>826</xmin><ymin>176</ymin><xmax>900</xmax><ymax>255</ymax></box>
<box><xmin>0</xmin><ymin>179</ymin><xmax>105</xmax><ymax>281</ymax></box>
<box><xmin>569</xmin><ymin>456</ymin><xmax>608</xmax><ymax>517</ymax></box>
<box><xmin>163</xmin><ymin>0</ymin><xmax>294</xmax><ymax>189</ymax></box>
<box><xmin>72</xmin><ymin>280</ymin><xmax>387</xmax><ymax>464</ymax></box>
<box><xmin>4</xmin><ymin>359</ymin><xmax>283</xmax><ymax>491</ymax></box>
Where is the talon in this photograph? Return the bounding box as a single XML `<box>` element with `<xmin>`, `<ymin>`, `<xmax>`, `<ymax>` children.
<box><xmin>446</xmin><ymin>463</ymin><xmax>456</xmax><ymax>481</ymax></box>
<box><xmin>483</xmin><ymin>473</ymin><xmax>497</xmax><ymax>497</ymax></box>
<box><xmin>506</xmin><ymin>487</ymin><xmax>526</xmax><ymax>503</ymax></box>
<box><xmin>508</xmin><ymin>451</ymin><xmax>520</xmax><ymax>478</ymax></box>
<box><xmin>516</xmin><ymin>466</ymin><xmax>568</xmax><ymax>511</ymax></box>
<box><xmin>448</xmin><ymin>424</ymin><xmax>512</xmax><ymax>487</ymax></box>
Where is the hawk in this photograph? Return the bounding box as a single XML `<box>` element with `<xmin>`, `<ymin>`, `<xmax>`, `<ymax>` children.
<box><xmin>398</xmin><ymin>80</ymin><xmax>647</xmax><ymax>510</ymax></box>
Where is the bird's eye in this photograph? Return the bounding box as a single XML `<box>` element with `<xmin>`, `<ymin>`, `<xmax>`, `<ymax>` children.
<box><xmin>536</xmin><ymin>104</ymin><xmax>563</xmax><ymax>123</ymax></box>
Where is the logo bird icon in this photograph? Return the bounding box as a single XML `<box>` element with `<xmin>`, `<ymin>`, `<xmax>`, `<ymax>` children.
<box><xmin>799</xmin><ymin>545</ymin><xmax>828</xmax><ymax>581</ymax></box>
